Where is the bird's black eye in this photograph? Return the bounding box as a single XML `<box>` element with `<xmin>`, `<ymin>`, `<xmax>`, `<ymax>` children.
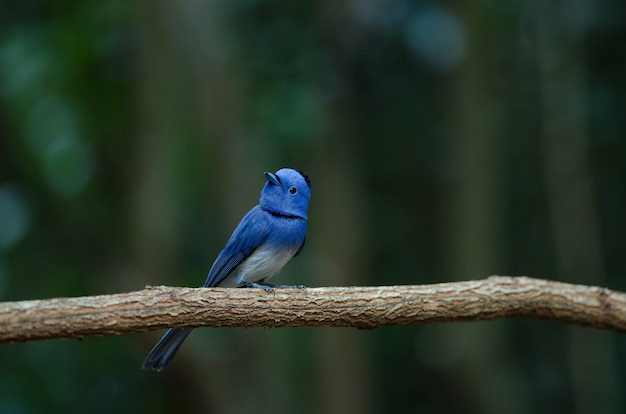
<box><xmin>289</xmin><ymin>186</ymin><xmax>297</xmax><ymax>194</ymax></box>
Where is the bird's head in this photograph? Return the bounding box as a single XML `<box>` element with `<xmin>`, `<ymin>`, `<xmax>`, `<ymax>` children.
<box><xmin>260</xmin><ymin>168</ymin><xmax>311</xmax><ymax>218</ymax></box>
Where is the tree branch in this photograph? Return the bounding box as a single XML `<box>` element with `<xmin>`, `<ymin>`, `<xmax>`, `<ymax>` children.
<box><xmin>1</xmin><ymin>276</ymin><xmax>625</xmax><ymax>344</ymax></box>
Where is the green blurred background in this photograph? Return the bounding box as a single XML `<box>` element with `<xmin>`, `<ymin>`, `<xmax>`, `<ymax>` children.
<box><xmin>1</xmin><ymin>1</ymin><xmax>625</xmax><ymax>413</ymax></box>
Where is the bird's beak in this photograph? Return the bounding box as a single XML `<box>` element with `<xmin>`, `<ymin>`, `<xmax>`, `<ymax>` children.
<box><xmin>264</xmin><ymin>171</ymin><xmax>281</xmax><ymax>186</ymax></box>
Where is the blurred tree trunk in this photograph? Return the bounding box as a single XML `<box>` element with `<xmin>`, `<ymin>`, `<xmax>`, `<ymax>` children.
<box><xmin>132</xmin><ymin>3</ymin><xmax>214</xmax><ymax>413</ymax></box>
<box><xmin>312</xmin><ymin>125</ymin><xmax>371</xmax><ymax>414</ymax></box>
<box><xmin>311</xmin><ymin>4</ymin><xmax>372</xmax><ymax>414</ymax></box>
<box><xmin>534</xmin><ymin>1</ymin><xmax>621</xmax><ymax>413</ymax></box>
<box><xmin>133</xmin><ymin>1</ymin><xmax>266</xmax><ymax>413</ymax></box>
<box><xmin>129</xmin><ymin>2</ymin><xmax>183</xmax><ymax>292</ymax></box>
<box><xmin>445</xmin><ymin>5</ymin><xmax>528</xmax><ymax>414</ymax></box>
<box><xmin>169</xmin><ymin>1</ymin><xmax>258</xmax><ymax>217</ymax></box>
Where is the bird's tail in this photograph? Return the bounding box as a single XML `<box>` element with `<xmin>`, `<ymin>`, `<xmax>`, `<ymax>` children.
<box><xmin>142</xmin><ymin>327</ymin><xmax>193</xmax><ymax>372</ymax></box>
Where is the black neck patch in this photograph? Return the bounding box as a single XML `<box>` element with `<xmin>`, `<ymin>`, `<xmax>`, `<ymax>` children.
<box><xmin>265</xmin><ymin>208</ymin><xmax>305</xmax><ymax>220</ymax></box>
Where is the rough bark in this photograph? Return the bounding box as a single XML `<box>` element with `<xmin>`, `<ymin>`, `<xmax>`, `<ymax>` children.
<box><xmin>1</xmin><ymin>276</ymin><xmax>625</xmax><ymax>343</ymax></box>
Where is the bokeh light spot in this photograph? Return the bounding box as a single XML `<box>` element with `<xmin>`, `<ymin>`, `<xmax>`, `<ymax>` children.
<box><xmin>0</xmin><ymin>184</ymin><xmax>31</xmax><ymax>251</ymax></box>
<box><xmin>405</xmin><ymin>6</ymin><xmax>466</xmax><ymax>73</ymax></box>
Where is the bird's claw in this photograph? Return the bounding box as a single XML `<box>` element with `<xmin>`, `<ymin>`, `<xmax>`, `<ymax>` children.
<box><xmin>241</xmin><ymin>281</ymin><xmax>306</xmax><ymax>292</ymax></box>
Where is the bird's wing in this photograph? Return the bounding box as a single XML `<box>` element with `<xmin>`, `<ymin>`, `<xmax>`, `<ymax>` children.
<box><xmin>294</xmin><ymin>234</ymin><xmax>306</xmax><ymax>256</ymax></box>
<box><xmin>203</xmin><ymin>207</ymin><xmax>270</xmax><ymax>287</ymax></box>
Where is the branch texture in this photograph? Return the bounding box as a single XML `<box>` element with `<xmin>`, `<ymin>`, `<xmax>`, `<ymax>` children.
<box><xmin>1</xmin><ymin>276</ymin><xmax>625</xmax><ymax>344</ymax></box>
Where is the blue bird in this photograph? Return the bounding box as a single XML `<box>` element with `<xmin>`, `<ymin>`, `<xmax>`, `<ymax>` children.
<box><xmin>142</xmin><ymin>168</ymin><xmax>311</xmax><ymax>371</ymax></box>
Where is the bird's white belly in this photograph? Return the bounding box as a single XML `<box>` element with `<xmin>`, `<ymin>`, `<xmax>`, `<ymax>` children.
<box><xmin>218</xmin><ymin>245</ymin><xmax>296</xmax><ymax>288</ymax></box>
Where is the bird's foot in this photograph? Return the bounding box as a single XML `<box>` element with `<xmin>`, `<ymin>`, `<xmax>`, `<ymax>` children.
<box><xmin>240</xmin><ymin>281</ymin><xmax>306</xmax><ymax>292</ymax></box>
<box><xmin>264</xmin><ymin>283</ymin><xmax>307</xmax><ymax>290</ymax></box>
